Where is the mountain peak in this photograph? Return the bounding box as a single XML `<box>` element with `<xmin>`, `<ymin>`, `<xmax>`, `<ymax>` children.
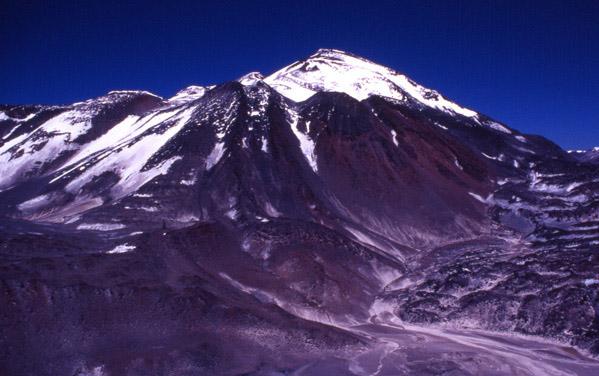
<box><xmin>238</xmin><ymin>71</ymin><xmax>264</xmax><ymax>86</ymax></box>
<box><xmin>312</xmin><ymin>48</ymin><xmax>352</xmax><ymax>57</ymax></box>
<box><xmin>106</xmin><ymin>90</ymin><xmax>162</xmax><ymax>99</ymax></box>
<box><xmin>168</xmin><ymin>85</ymin><xmax>210</xmax><ymax>103</ymax></box>
<box><xmin>264</xmin><ymin>49</ymin><xmax>479</xmax><ymax>119</ymax></box>
<box><xmin>309</xmin><ymin>48</ymin><xmax>379</xmax><ymax>64</ymax></box>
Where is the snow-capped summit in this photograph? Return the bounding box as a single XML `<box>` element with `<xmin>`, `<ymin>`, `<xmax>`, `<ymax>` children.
<box><xmin>106</xmin><ymin>90</ymin><xmax>161</xmax><ymax>98</ymax></box>
<box><xmin>238</xmin><ymin>71</ymin><xmax>264</xmax><ymax>86</ymax></box>
<box><xmin>168</xmin><ymin>85</ymin><xmax>210</xmax><ymax>104</ymax></box>
<box><xmin>265</xmin><ymin>48</ymin><xmax>479</xmax><ymax>119</ymax></box>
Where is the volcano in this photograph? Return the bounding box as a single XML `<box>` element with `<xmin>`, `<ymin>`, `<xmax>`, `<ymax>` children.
<box><xmin>1</xmin><ymin>49</ymin><xmax>598</xmax><ymax>375</ymax></box>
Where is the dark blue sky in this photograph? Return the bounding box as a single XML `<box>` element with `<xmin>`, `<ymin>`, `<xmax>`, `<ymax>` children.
<box><xmin>2</xmin><ymin>1</ymin><xmax>598</xmax><ymax>149</ymax></box>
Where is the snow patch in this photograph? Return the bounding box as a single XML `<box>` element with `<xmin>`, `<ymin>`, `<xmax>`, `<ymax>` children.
<box><xmin>180</xmin><ymin>176</ymin><xmax>196</xmax><ymax>186</ymax></box>
<box><xmin>56</xmin><ymin>106</ymin><xmax>194</xmax><ymax>188</ymax></box>
<box><xmin>0</xmin><ymin>111</ymin><xmax>36</xmax><ymax>123</ymax></box>
<box><xmin>485</xmin><ymin>121</ymin><xmax>512</xmax><ymax>134</ymax></box>
<box><xmin>287</xmin><ymin>108</ymin><xmax>317</xmax><ymax>172</ymax></box>
<box><xmin>219</xmin><ymin>272</ymin><xmax>275</xmax><ymax>304</ymax></box>
<box><xmin>468</xmin><ymin>192</ymin><xmax>490</xmax><ymax>203</ymax></box>
<box><xmin>264</xmin><ymin>202</ymin><xmax>282</xmax><ymax>217</ymax></box>
<box><xmin>107</xmin><ymin>243</ymin><xmax>136</xmax><ymax>254</ymax></box>
<box><xmin>0</xmin><ymin>110</ymin><xmax>93</xmax><ymax>190</ymax></box>
<box><xmin>132</xmin><ymin>193</ymin><xmax>152</xmax><ymax>198</ymax></box>
<box><xmin>390</xmin><ymin>130</ymin><xmax>399</xmax><ymax>147</ymax></box>
<box><xmin>206</xmin><ymin>142</ymin><xmax>225</xmax><ymax>170</ymax></box>
<box><xmin>225</xmin><ymin>208</ymin><xmax>238</xmax><ymax>220</ymax></box>
<box><xmin>77</xmin><ymin>223</ymin><xmax>126</xmax><ymax>231</ymax></box>
<box><xmin>18</xmin><ymin>194</ymin><xmax>53</xmax><ymax>212</ymax></box>
<box><xmin>481</xmin><ymin>152</ymin><xmax>498</xmax><ymax>160</ymax></box>
<box><xmin>434</xmin><ymin>122</ymin><xmax>448</xmax><ymax>130</ymax></box>
<box><xmin>139</xmin><ymin>206</ymin><xmax>158</xmax><ymax>212</ymax></box>
<box><xmin>204</xmin><ymin>99</ymin><xmax>239</xmax><ymax>170</ymax></box>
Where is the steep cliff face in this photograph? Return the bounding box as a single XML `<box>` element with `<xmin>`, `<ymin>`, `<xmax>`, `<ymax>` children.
<box><xmin>1</xmin><ymin>49</ymin><xmax>598</xmax><ymax>375</ymax></box>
